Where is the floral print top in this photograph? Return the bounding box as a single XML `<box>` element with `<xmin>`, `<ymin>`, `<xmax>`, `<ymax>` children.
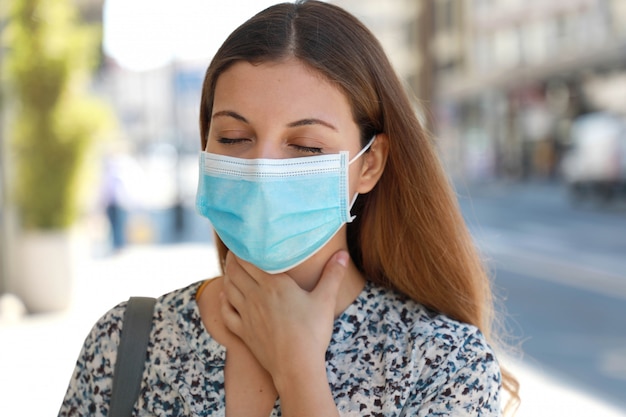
<box><xmin>58</xmin><ymin>280</ymin><xmax>501</xmax><ymax>416</ymax></box>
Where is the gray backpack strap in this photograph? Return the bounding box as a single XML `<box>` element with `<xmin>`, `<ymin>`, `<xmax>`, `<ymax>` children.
<box><xmin>108</xmin><ymin>296</ymin><xmax>156</xmax><ymax>417</ymax></box>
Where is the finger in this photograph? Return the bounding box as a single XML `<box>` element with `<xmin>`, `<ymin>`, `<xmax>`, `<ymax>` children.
<box><xmin>220</xmin><ymin>290</ymin><xmax>243</xmax><ymax>337</ymax></box>
<box><xmin>222</xmin><ymin>273</ymin><xmax>246</xmax><ymax>311</ymax></box>
<box><xmin>313</xmin><ymin>250</ymin><xmax>349</xmax><ymax>304</ymax></box>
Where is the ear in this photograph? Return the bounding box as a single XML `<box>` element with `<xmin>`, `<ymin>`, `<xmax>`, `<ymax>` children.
<box><xmin>356</xmin><ymin>133</ymin><xmax>389</xmax><ymax>194</ymax></box>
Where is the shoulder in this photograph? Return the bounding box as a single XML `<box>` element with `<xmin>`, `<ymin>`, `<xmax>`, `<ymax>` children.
<box><xmin>58</xmin><ymin>282</ymin><xmax>205</xmax><ymax>416</ymax></box>
<box><xmin>355</xmin><ymin>282</ymin><xmax>477</xmax><ymax>340</ymax></box>
<box><xmin>368</xmin><ymin>283</ymin><xmax>502</xmax><ymax>409</ymax></box>
<box><xmin>354</xmin><ymin>282</ymin><xmax>499</xmax><ymax>376</ymax></box>
<box><xmin>330</xmin><ymin>282</ymin><xmax>501</xmax><ymax>415</ymax></box>
<box><xmin>91</xmin><ymin>281</ymin><xmax>202</xmax><ymax>332</ymax></box>
<box><xmin>153</xmin><ymin>280</ymin><xmax>204</xmax><ymax>319</ymax></box>
<box><xmin>78</xmin><ymin>280</ymin><xmax>204</xmax><ymax>366</ymax></box>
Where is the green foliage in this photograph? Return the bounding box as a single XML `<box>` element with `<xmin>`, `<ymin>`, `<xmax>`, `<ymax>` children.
<box><xmin>3</xmin><ymin>0</ymin><xmax>112</xmax><ymax>230</ymax></box>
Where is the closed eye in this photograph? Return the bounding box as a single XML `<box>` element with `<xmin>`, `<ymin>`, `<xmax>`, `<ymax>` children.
<box><xmin>217</xmin><ymin>137</ymin><xmax>250</xmax><ymax>145</ymax></box>
<box><xmin>291</xmin><ymin>144</ymin><xmax>324</xmax><ymax>154</ymax></box>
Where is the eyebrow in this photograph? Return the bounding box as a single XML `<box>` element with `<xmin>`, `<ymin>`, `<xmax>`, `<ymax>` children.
<box><xmin>286</xmin><ymin>118</ymin><xmax>338</xmax><ymax>131</ymax></box>
<box><xmin>212</xmin><ymin>110</ymin><xmax>337</xmax><ymax>131</ymax></box>
<box><xmin>212</xmin><ymin>110</ymin><xmax>249</xmax><ymax>123</ymax></box>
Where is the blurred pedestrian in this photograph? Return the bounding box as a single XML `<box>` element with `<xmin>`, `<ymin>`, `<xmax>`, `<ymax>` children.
<box><xmin>60</xmin><ymin>1</ymin><xmax>519</xmax><ymax>416</ymax></box>
<box><xmin>100</xmin><ymin>146</ymin><xmax>145</xmax><ymax>252</ymax></box>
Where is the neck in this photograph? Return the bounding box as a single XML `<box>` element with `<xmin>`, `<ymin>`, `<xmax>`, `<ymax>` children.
<box><xmin>288</xmin><ymin>252</ymin><xmax>366</xmax><ymax>318</ymax></box>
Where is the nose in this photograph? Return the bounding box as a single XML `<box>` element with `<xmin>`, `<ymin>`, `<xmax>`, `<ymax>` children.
<box><xmin>249</xmin><ymin>137</ymin><xmax>284</xmax><ymax>159</ymax></box>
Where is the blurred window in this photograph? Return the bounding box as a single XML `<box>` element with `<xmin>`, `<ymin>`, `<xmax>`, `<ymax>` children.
<box><xmin>493</xmin><ymin>27</ymin><xmax>521</xmax><ymax>69</ymax></box>
<box><xmin>609</xmin><ymin>0</ymin><xmax>626</xmax><ymax>37</ymax></box>
<box><xmin>435</xmin><ymin>0</ymin><xmax>454</xmax><ymax>31</ymax></box>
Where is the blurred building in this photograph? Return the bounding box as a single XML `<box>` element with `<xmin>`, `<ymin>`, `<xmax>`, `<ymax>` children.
<box><xmin>94</xmin><ymin>60</ymin><xmax>206</xmax><ymax>211</ymax></box>
<box><xmin>430</xmin><ymin>0</ymin><xmax>626</xmax><ymax>181</ymax></box>
<box><xmin>334</xmin><ymin>0</ymin><xmax>626</xmax><ymax>182</ymax></box>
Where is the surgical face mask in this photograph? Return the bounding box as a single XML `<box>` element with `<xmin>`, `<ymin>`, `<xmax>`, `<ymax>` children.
<box><xmin>196</xmin><ymin>136</ymin><xmax>376</xmax><ymax>273</ymax></box>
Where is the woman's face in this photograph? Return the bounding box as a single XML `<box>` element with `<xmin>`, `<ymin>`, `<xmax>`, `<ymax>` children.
<box><xmin>206</xmin><ymin>58</ymin><xmax>365</xmax><ymax>195</ymax></box>
<box><xmin>205</xmin><ymin>58</ymin><xmax>387</xmax><ymax>281</ymax></box>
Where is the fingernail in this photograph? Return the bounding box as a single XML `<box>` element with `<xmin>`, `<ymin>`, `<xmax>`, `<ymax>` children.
<box><xmin>336</xmin><ymin>251</ymin><xmax>349</xmax><ymax>267</ymax></box>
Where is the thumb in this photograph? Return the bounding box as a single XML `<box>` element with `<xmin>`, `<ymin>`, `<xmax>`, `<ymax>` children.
<box><xmin>313</xmin><ymin>250</ymin><xmax>349</xmax><ymax>304</ymax></box>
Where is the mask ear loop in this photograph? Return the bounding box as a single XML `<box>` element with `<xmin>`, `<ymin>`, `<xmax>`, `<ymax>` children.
<box><xmin>347</xmin><ymin>134</ymin><xmax>377</xmax><ymax>221</ymax></box>
<box><xmin>348</xmin><ymin>135</ymin><xmax>377</xmax><ymax>165</ymax></box>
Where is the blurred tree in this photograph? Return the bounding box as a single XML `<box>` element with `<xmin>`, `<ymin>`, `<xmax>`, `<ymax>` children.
<box><xmin>3</xmin><ymin>0</ymin><xmax>112</xmax><ymax>230</ymax></box>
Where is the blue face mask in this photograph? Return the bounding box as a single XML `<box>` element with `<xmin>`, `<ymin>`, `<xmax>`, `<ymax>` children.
<box><xmin>196</xmin><ymin>136</ymin><xmax>375</xmax><ymax>273</ymax></box>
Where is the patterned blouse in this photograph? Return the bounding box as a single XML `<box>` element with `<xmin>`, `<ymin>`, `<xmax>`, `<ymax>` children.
<box><xmin>58</xmin><ymin>280</ymin><xmax>501</xmax><ymax>416</ymax></box>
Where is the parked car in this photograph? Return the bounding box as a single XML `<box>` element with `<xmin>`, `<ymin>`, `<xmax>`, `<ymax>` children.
<box><xmin>561</xmin><ymin>112</ymin><xmax>626</xmax><ymax>202</ymax></box>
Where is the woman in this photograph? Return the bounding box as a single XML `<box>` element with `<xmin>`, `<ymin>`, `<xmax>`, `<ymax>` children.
<box><xmin>59</xmin><ymin>1</ymin><xmax>519</xmax><ymax>416</ymax></box>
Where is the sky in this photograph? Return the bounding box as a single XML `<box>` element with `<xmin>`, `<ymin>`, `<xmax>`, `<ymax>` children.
<box><xmin>103</xmin><ymin>0</ymin><xmax>279</xmax><ymax>71</ymax></box>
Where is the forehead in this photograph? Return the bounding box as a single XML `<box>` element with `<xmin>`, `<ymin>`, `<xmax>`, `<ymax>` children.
<box><xmin>212</xmin><ymin>59</ymin><xmax>353</xmax><ymax>120</ymax></box>
<box><xmin>217</xmin><ymin>58</ymin><xmax>332</xmax><ymax>89</ymax></box>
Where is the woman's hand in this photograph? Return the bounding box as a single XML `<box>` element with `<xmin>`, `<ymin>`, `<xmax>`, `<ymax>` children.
<box><xmin>220</xmin><ymin>250</ymin><xmax>348</xmax><ymax>388</ymax></box>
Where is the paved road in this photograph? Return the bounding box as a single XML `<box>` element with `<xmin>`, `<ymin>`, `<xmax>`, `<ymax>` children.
<box><xmin>457</xmin><ymin>181</ymin><xmax>626</xmax><ymax>411</ymax></box>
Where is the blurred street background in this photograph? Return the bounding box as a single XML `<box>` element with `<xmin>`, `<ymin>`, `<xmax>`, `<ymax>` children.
<box><xmin>1</xmin><ymin>0</ymin><xmax>626</xmax><ymax>416</ymax></box>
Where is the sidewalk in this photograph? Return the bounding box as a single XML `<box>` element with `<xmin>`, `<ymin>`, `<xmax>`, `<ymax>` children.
<box><xmin>1</xmin><ymin>243</ymin><xmax>624</xmax><ymax>416</ymax></box>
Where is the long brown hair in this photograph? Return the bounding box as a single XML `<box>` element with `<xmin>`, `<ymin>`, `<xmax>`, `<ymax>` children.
<box><xmin>199</xmin><ymin>0</ymin><xmax>519</xmax><ymax>412</ymax></box>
